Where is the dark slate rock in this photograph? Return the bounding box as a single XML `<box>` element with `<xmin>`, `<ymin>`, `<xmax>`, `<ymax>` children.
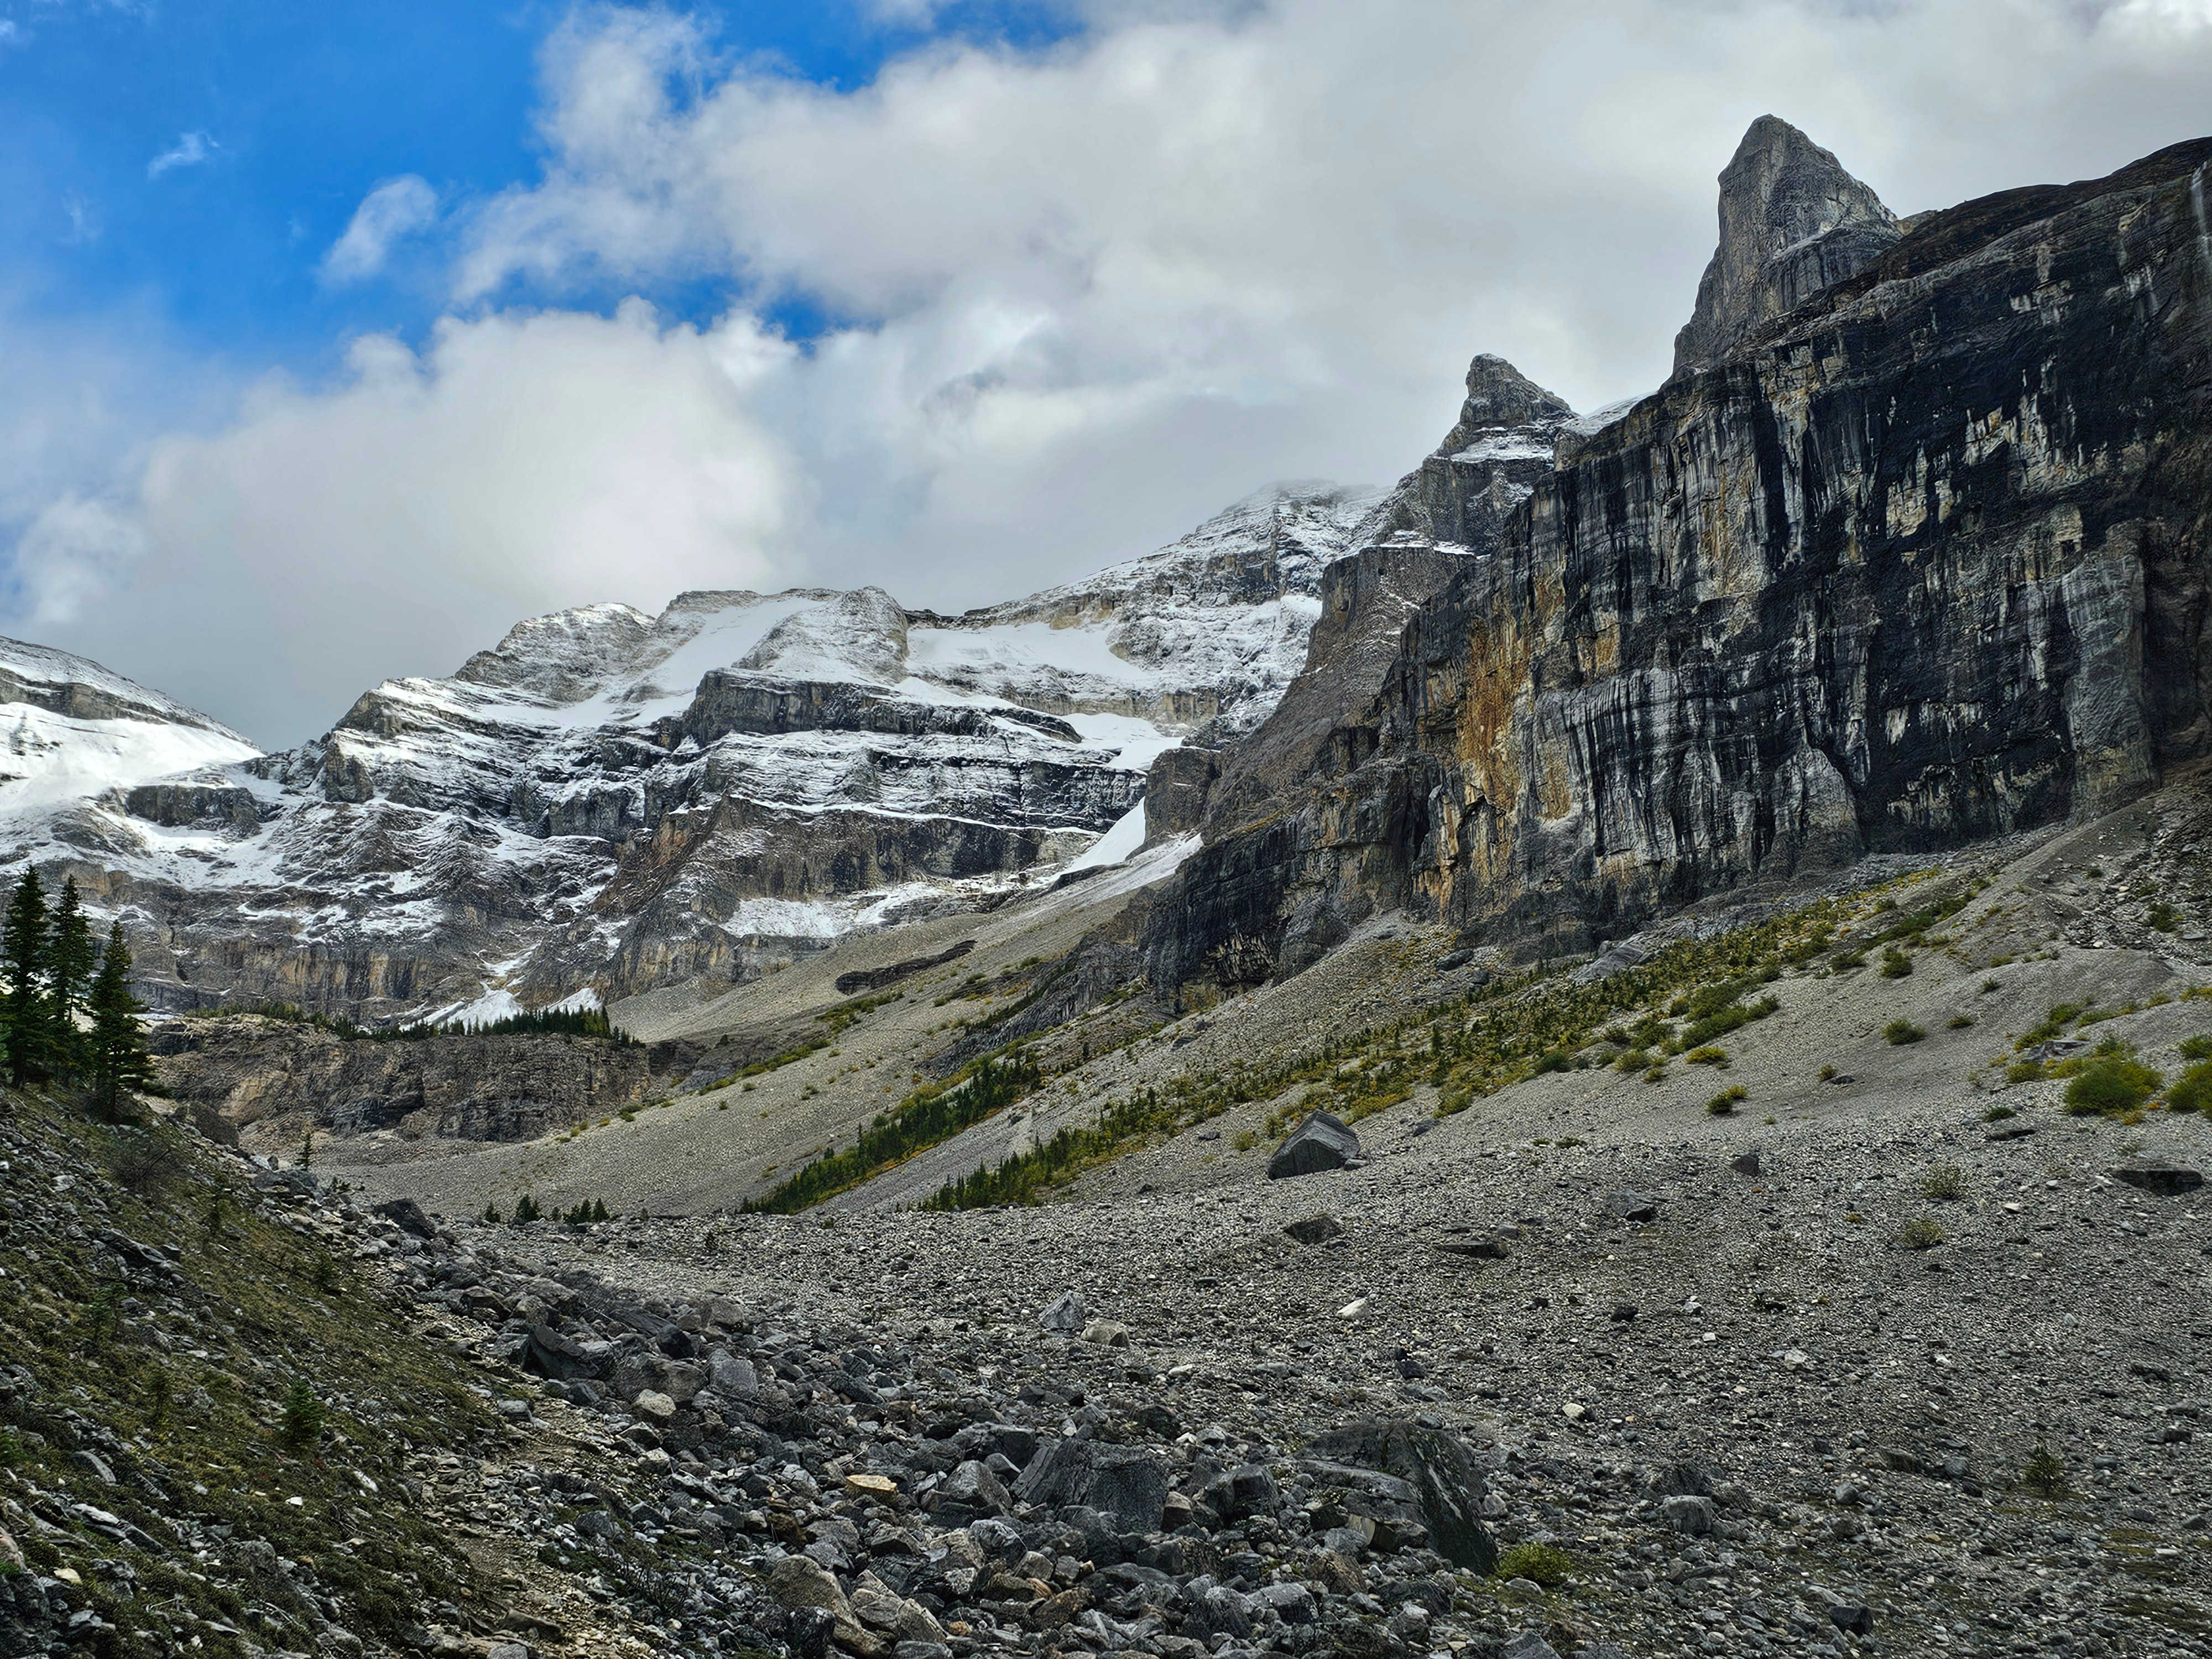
<box><xmin>2111</xmin><ymin>1163</ymin><xmax>2203</xmax><ymax>1196</ymax></box>
<box><xmin>1305</xmin><ymin>1418</ymin><xmax>1495</xmax><ymax>1573</ymax></box>
<box><xmin>1284</xmin><ymin>1214</ymin><xmax>1344</xmax><ymax>1245</ymax></box>
<box><xmin>1603</xmin><ymin>1191</ymin><xmax>1662</xmax><ymax>1223</ymax></box>
<box><xmin>1014</xmin><ymin>1438</ymin><xmax>1168</xmax><ymax>1533</ymax></box>
<box><xmin>1267</xmin><ymin>1111</ymin><xmax>1362</xmax><ymax>1180</ymax></box>
<box><xmin>372</xmin><ymin>1203</ymin><xmax>436</xmax><ymax>1239</ymax></box>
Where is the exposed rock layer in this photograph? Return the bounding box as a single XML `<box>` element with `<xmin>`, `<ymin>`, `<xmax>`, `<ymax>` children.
<box><xmin>1149</xmin><ymin>132</ymin><xmax>2212</xmax><ymax>985</ymax></box>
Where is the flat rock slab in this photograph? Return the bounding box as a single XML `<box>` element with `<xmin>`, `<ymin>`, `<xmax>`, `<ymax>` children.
<box><xmin>1268</xmin><ymin>1111</ymin><xmax>1363</xmax><ymax>1180</ymax></box>
<box><xmin>1284</xmin><ymin>1214</ymin><xmax>1344</xmax><ymax>1245</ymax></box>
<box><xmin>2111</xmin><ymin>1163</ymin><xmax>2203</xmax><ymax>1195</ymax></box>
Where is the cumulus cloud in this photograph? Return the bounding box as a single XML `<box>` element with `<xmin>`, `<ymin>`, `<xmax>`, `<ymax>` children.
<box><xmin>16</xmin><ymin>0</ymin><xmax>2212</xmax><ymax>743</ymax></box>
<box><xmin>146</xmin><ymin>131</ymin><xmax>217</xmax><ymax>179</ymax></box>
<box><xmin>31</xmin><ymin>302</ymin><xmax>804</xmax><ymax>739</ymax></box>
<box><xmin>321</xmin><ymin>175</ymin><xmax>441</xmax><ymax>284</ymax></box>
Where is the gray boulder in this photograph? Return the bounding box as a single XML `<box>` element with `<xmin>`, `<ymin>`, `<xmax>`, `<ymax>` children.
<box><xmin>1267</xmin><ymin>1111</ymin><xmax>1362</xmax><ymax>1180</ymax></box>
<box><xmin>1039</xmin><ymin>1290</ymin><xmax>1089</xmax><ymax>1331</ymax></box>
<box><xmin>1014</xmin><ymin>1438</ymin><xmax>1168</xmax><ymax>1533</ymax></box>
<box><xmin>936</xmin><ymin>1460</ymin><xmax>1010</xmax><ymax>1520</ymax></box>
<box><xmin>1305</xmin><ymin>1418</ymin><xmax>1496</xmax><ymax>1572</ymax></box>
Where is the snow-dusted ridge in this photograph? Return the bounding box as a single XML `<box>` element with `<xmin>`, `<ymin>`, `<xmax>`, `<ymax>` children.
<box><xmin>0</xmin><ymin>482</ymin><xmax>1390</xmax><ymax>1021</ymax></box>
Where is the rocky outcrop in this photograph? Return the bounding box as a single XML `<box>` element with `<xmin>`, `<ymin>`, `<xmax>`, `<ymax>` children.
<box><xmin>1148</xmin><ymin>126</ymin><xmax>2212</xmax><ymax>984</ymax></box>
<box><xmin>1358</xmin><ymin>356</ymin><xmax>1577</xmax><ymax>551</ymax></box>
<box><xmin>1672</xmin><ymin>114</ymin><xmax>1901</xmax><ymax>373</ymax></box>
<box><xmin>151</xmin><ymin>1014</ymin><xmax>699</xmax><ymax>1143</ymax></box>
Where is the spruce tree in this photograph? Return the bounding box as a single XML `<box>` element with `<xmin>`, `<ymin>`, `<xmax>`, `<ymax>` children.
<box><xmin>48</xmin><ymin>876</ymin><xmax>95</xmax><ymax>1078</ymax></box>
<box><xmin>86</xmin><ymin>922</ymin><xmax>154</xmax><ymax>1119</ymax></box>
<box><xmin>1</xmin><ymin>869</ymin><xmax>50</xmax><ymax>1088</ymax></box>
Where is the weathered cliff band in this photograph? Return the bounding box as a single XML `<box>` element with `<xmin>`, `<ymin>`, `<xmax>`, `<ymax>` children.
<box><xmin>1150</xmin><ymin>131</ymin><xmax>2212</xmax><ymax>984</ymax></box>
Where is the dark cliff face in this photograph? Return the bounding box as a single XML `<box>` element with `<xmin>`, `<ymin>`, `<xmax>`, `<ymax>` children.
<box><xmin>1150</xmin><ymin>129</ymin><xmax>2212</xmax><ymax>986</ymax></box>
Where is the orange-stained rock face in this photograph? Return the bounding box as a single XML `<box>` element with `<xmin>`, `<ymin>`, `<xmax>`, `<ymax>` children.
<box><xmin>1145</xmin><ymin>130</ymin><xmax>2212</xmax><ymax>988</ymax></box>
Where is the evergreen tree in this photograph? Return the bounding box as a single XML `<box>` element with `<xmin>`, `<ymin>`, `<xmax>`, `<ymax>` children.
<box><xmin>86</xmin><ymin>922</ymin><xmax>154</xmax><ymax>1118</ymax></box>
<box><xmin>1</xmin><ymin>869</ymin><xmax>50</xmax><ymax>1088</ymax></box>
<box><xmin>47</xmin><ymin>876</ymin><xmax>95</xmax><ymax>1077</ymax></box>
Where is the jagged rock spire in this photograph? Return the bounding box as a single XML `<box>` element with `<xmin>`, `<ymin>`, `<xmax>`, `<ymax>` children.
<box><xmin>1672</xmin><ymin>115</ymin><xmax>1901</xmax><ymax>373</ymax></box>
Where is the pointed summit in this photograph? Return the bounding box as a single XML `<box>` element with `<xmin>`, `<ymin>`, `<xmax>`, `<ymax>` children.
<box><xmin>1672</xmin><ymin>116</ymin><xmax>1901</xmax><ymax>373</ymax></box>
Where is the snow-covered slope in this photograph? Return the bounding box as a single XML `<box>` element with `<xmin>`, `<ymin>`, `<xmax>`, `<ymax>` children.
<box><xmin>0</xmin><ymin>639</ymin><xmax>262</xmax><ymax>845</ymax></box>
<box><xmin>1</xmin><ymin>483</ymin><xmax>1382</xmax><ymax>1021</ymax></box>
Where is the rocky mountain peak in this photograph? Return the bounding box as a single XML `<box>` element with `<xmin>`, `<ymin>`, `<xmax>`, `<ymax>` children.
<box><xmin>1435</xmin><ymin>354</ymin><xmax>1576</xmax><ymax>455</ymax></box>
<box><xmin>1671</xmin><ymin>114</ymin><xmax>1901</xmax><ymax>373</ymax></box>
<box><xmin>1357</xmin><ymin>352</ymin><xmax>1576</xmax><ymax>554</ymax></box>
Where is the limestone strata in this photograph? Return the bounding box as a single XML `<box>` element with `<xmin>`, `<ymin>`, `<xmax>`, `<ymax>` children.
<box><xmin>1150</xmin><ymin>132</ymin><xmax>2212</xmax><ymax>983</ymax></box>
<box><xmin>151</xmin><ymin>1014</ymin><xmax>693</xmax><ymax>1144</ymax></box>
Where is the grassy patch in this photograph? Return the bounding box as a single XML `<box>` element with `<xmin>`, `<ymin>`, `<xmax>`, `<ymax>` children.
<box><xmin>2063</xmin><ymin>1052</ymin><xmax>2162</xmax><ymax>1118</ymax></box>
<box><xmin>1885</xmin><ymin>1019</ymin><xmax>1926</xmax><ymax>1045</ymax></box>
<box><xmin>1493</xmin><ymin>1542</ymin><xmax>1573</xmax><ymax>1588</ymax></box>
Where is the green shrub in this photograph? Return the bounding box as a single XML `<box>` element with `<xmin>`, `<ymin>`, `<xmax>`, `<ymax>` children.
<box><xmin>2020</xmin><ymin>1442</ymin><xmax>2068</xmax><ymax>1498</ymax></box>
<box><xmin>1885</xmin><ymin>1020</ymin><xmax>1926</xmax><ymax>1045</ymax></box>
<box><xmin>1684</xmin><ymin>1046</ymin><xmax>1728</xmax><ymax>1066</ymax></box>
<box><xmin>1706</xmin><ymin>1086</ymin><xmax>1747</xmax><ymax>1116</ymax></box>
<box><xmin>1947</xmin><ymin>1014</ymin><xmax>1975</xmax><ymax>1030</ymax></box>
<box><xmin>1920</xmin><ymin>1164</ymin><xmax>1965</xmax><ymax>1201</ymax></box>
<box><xmin>1879</xmin><ymin>948</ymin><xmax>1914</xmax><ymax>978</ymax></box>
<box><xmin>1614</xmin><ymin>1047</ymin><xmax>1651</xmax><ymax>1073</ymax></box>
<box><xmin>2179</xmin><ymin>1034</ymin><xmax>2212</xmax><ymax>1062</ymax></box>
<box><xmin>2063</xmin><ymin>1056</ymin><xmax>2162</xmax><ymax>1118</ymax></box>
<box><xmin>2148</xmin><ymin>901</ymin><xmax>2179</xmax><ymax>932</ymax></box>
<box><xmin>1818</xmin><ymin>1062</ymin><xmax>1838</xmax><ymax>1082</ymax></box>
<box><xmin>2164</xmin><ymin>1059</ymin><xmax>2212</xmax><ymax>1113</ymax></box>
<box><xmin>1533</xmin><ymin>1048</ymin><xmax>1572</xmax><ymax>1074</ymax></box>
<box><xmin>2006</xmin><ymin>1059</ymin><xmax>2046</xmax><ymax>1084</ymax></box>
<box><xmin>1900</xmin><ymin>1215</ymin><xmax>1945</xmax><ymax>1250</ymax></box>
<box><xmin>1983</xmin><ymin>1104</ymin><xmax>2016</xmax><ymax>1121</ymax></box>
<box><xmin>1494</xmin><ymin>1542</ymin><xmax>1573</xmax><ymax>1588</ymax></box>
<box><xmin>510</xmin><ymin>1193</ymin><xmax>542</xmax><ymax>1225</ymax></box>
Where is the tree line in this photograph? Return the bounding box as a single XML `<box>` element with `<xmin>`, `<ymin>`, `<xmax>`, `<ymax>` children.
<box><xmin>2</xmin><ymin>868</ymin><xmax>155</xmax><ymax>1114</ymax></box>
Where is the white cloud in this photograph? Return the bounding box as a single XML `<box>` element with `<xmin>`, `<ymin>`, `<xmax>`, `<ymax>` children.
<box><xmin>147</xmin><ymin>131</ymin><xmax>216</xmax><ymax>179</ymax></box>
<box><xmin>30</xmin><ymin>302</ymin><xmax>804</xmax><ymax>737</ymax></box>
<box><xmin>321</xmin><ymin>175</ymin><xmax>441</xmax><ymax>284</ymax></box>
<box><xmin>15</xmin><ymin>0</ymin><xmax>2212</xmax><ymax>743</ymax></box>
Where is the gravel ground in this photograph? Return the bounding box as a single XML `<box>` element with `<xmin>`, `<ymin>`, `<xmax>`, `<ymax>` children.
<box><xmin>305</xmin><ymin>780</ymin><xmax>2212</xmax><ymax>1656</ymax></box>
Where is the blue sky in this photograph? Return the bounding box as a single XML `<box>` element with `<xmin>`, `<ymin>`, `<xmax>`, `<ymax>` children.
<box><xmin>0</xmin><ymin>0</ymin><xmax>1074</xmax><ymax>374</ymax></box>
<box><xmin>5</xmin><ymin>0</ymin><xmax>2209</xmax><ymax>746</ymax></box>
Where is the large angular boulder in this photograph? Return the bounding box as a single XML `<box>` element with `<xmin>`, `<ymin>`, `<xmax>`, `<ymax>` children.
<box><xmin>1305</xmin><ymin>1418</ymin><xmax>1496</xmax><ymax>1573</ymax></box>
<box><xmin>1013</xmin><ymin>1437</ymin><xmax>1168</xmax><ymax>1533</ymax></box>
<box><xmin>1267</xmin><ymin>1111</ymin><xmax>1362</xmax><ymax>1180</ymax></box>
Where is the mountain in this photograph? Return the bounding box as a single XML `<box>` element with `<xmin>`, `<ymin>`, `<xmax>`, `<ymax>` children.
<box><xmin>1144</xmin><ymin>123</ymin><xmax>2212</xmax><ymax>990</ymax></box>
<box><xmin>0</xmin><ymin>638</ymin><xmax>262</xmax><ymax>852</ymax></box>
<box><xmin>1671</xmin><ymin>114</ymin><xmax>1902</xmax><ymax>373</ymax></box>
<box><xmin>0</xmin><ymin>483</ymin><xmax>1379</xmax><ymax>1021</ymax></box>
